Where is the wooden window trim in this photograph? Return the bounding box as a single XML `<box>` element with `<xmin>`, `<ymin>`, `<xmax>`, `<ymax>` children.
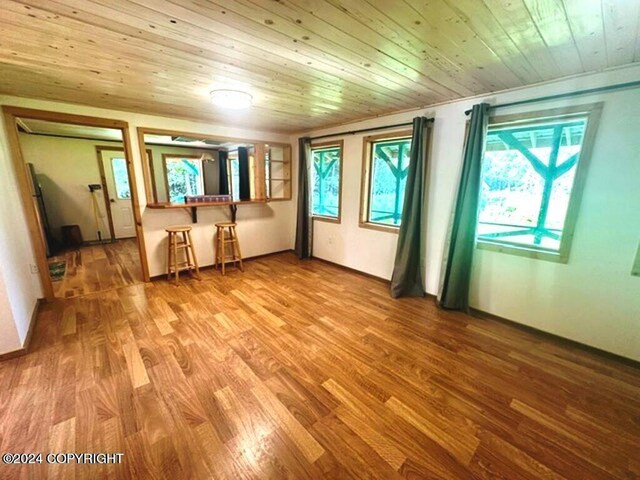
<box><xmin>476</xmin><ymin>102</ymin><xmax>604</xmax><ymax>263</ymax></box>
<box><xmin>311</xmin><ymin>139</ymin><xmax>343</xmax><ymax>224</ymax></box>
<box><xmin>359</xmin><ymin>129</ymin><xmax>413</xmax><ymax>233</ymax></box>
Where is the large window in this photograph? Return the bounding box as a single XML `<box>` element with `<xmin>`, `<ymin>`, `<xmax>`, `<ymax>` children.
<box><xmin>163</xmin><ymin>156</ymin><xmax>204</xmax><ymax>203</ymax></box>
<box><xmin>311</xmin><ymin>141</ymin><xmax>342</xmax><ymax>221</ymax></box>
<box><xmin>477</xmin><ymin>104</ymin><xmax>602</xmax><ymax>261</ymax></box>
<box><xmin>361</xmin><ymin>132</ymin><xmax>412</xmax><ymax>229</ymax></box>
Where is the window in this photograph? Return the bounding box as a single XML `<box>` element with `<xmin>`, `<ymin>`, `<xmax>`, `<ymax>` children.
<box><xmin>164</xmin><ymin>156</ymin><xmax>204</xmax><ymax>203</ymax></box>
<box><xmin>477</xmin><ymin>104</ymin><xmax>602</xmax><ymax>262</ymax></box>
<box><xmin>111</xmin><ymin>158</ymin><xmax>131</xmax><ymax>199</ymax></box>
<box><xmin>361</xmin><ymin>131</ymin><xmax>412</xmax><ymax>230</ymax></box>
<box><xmin>311</xmin><ymin>141</ymin><xmax>342</xmax><ymax>221</ymax></box>
<box><xmin>228</xmin><ymin>154</ymin><xmax>240</xmax><ymax>201</ymax></box>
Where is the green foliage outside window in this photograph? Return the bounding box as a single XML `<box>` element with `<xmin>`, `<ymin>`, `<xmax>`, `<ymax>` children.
<box><xmin>166</xmin><ymin>158</ymin><xmax>204</xmax><ymax>203</ymax></box>
<box><xmin>111</xmin><ymin>158</ymin><xmax>131</xmax><ymax>199</ymax></box>
<box><xmin>312</xmin><ymin>147</ymin><xmax>341</xmax><ymax>218</ymax></box>
<box><xmin>478</xmin><ymin>118</ymin><xmax>587</xmax><ymax>252</ymax></box>
<box><xmin>368</xmin><ymin>138</ymin><xmax>412</xmax><ymax>226</ymax></box>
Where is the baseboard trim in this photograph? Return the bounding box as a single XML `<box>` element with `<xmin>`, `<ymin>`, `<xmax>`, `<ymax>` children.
<box><xmin>311</xmin><ymin>256</ymin><xmax>391</xmax><ymax>284</ymax></box>
<box><xmin>469</xmin><ymin>307</ymin><xmax>640</xmax><ymax>369</ymax></box>
<box><xmin>149</xmin><ymin>249</ymin><xmax>295</xmax><ymax>281</ymax></box>
<box><xmin>0</xmin><ymin>298</ymin><xmax>42</xmax><ymax>362</ymax></box>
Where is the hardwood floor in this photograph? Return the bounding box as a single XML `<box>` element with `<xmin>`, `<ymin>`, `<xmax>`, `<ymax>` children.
<box><xmin>1</xmin><ymin>253</ymin><xmax>639</xmax><ymax>479</ymax></box>
<box><xmin>49</xmin><ymin>238</ymin><xmax>142</xmax><ymax>299</ymax></box>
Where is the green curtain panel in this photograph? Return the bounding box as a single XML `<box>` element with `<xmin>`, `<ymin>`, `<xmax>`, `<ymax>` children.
<box><xmin>390</xmin><ymin>116</ymin><xmax>432</xmax><ymax>298</ymax></box>
<box><xmin>238</xmin><ymin>146</ymin><xmax>251</xmax><ymax>200</ymax></box>
<box><xmin>439</xmin><ymin>103</ymin><xmax>490</xmax><ymax>311</ymax></box>
<box><xmin>218</xmin><ymin>150</ymin><xmax>229</xmax><ymax>195</ymax></box>
<box><xmin>295</xmin><ymin>137</ymin><xmax>313</xmax><ymax>259</ymax></box>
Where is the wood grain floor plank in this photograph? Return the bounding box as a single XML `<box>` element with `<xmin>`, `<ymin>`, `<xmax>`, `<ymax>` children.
<box><xmin>0</xmin><ymin>253</ymin><xmax>637</xmax><ymax>479</ymax></box>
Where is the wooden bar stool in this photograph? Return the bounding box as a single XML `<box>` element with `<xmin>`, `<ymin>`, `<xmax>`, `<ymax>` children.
<box><xmin>214</xmin><ymin>222</ymin><xmax>243</xmax><ymax>275</ymax></box>
<box><xmin>165</xmin><ymin>226</ymin><xmax>199</xmax><ymax>283</ymax></box>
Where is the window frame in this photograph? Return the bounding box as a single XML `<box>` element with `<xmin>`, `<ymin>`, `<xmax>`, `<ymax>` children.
<box><xmin>359</xmin><ymin>129</ymin><xmax>413</xmax><ymax>233</ymax></box>
<box><xmin>161</xmin><ymin>153</ymin><xmax>206</xmax><ymax>203</ymax></box>
<box><xmin>110</xmin><ymin>157</ymin><xmax>132</xmax><ymax>200</ymax></box>
<box><xmin>310</xmin><ymin>140</ymin><xmax>344</xmax><ymax>224</ymax></box>
<box><xmin>476</xmin><ymin>102</ymin><xmax>603</xmax><ymax>263</ymax></box>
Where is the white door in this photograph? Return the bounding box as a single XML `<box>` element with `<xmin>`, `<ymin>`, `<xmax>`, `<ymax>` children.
<box><xmin>101</xmin><ymin>151</ymin><xmax>135</xmax><ymax>239</ymax></box>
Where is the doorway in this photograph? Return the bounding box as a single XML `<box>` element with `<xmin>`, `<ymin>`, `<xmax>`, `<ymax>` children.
<box><xmin>3</xmin><ymin>107</ymin><xmax>149</xmax><ymax>301</ymax></box>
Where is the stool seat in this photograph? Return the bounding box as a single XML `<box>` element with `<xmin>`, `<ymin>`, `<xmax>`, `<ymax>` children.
<box><xmin>166</xmin><ymin>225</ymin><xmax>199</xmax><ymax>283</ymax></box>
<box><xmin>214</xmin><ymin>223</ymin><xmax>243</xmax><ymax>275</ymax></box>
<box><xmin>165</xmin><ymin>225</ymin><xmax>192</xmax><ymax>233</ymax></box>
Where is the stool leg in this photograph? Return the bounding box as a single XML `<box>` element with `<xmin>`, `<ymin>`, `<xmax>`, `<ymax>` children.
<box><xmin>221</xmin><ymin>228</ymin><xmax>227</xmax><ymax>276</ymax></box>
<box><xmin>187</xmin><ymin>230</ymin><xmax>199</xmax><ymax>276</ymax></box>
<box><xmin>173</xmin><ymin>233</ymin><xmax>179</xmax><ymax>284</ymax></box>
<box><xmin>214</xmin><ymin>229</ymin><xmax>218</xmax><ymax>270</ymax></box>
<box><xmin>166</xmin><ymin>232</ymin><xmax>173</xmax><ymax>281</ymax></box>
<box><xmin>232</xmin><ymin>226</ymin><xmax>244</xmax><ymax>272</ymax></box>
<box><xmin>182</xmin><ymin>231</ymin><xmax>191</xmax><ymax>272</ymax></box>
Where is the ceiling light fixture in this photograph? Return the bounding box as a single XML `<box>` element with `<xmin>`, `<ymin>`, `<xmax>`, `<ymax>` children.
<box><xmin>210</xmin><ymin>89</ymin><xmax>253</xmax><ymax>109</ymax></box>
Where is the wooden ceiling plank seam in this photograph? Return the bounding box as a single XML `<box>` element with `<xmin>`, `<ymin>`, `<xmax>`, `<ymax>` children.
<box><xmin>635</xmin><ymin>3</ymin><xmax>640</xmax><ymax>63</ymax></box>
<box><xmin>0</xmin><ymin>32</ymin><xmax>380</xmax><ymax>117</ymax></box>
<box><xmin>0</xmin><ymin>66</ymin><xmax>343</xmax><ymax>123</ymax></box>
<box><xmin>0</xmin><ymin>4</ymin><xmax>392</xmax><ymax>114</ymax></box>
<box><xmin>114</xmin><ymin>0</ymin><xmax>445</xmax><ymax>103</ymax></box>
<box><xmin>440</xmin><ymin>0</ymin><xmax>544</xmax><ymax>84</ymax></box>
<box><xmin>480</xmin><ymin>0</ymin><xmax>562</xmax><ymax>79</ymax></box>
<box><xmin>12</xmin><ymin>0</ymin><xmax>418</xmax><ymax>109</ymax></box>
<box><xmin>522</xmin><ymin>0</ymin><xmax>585</xmax><ymax>74</ymax></box>
<box><xmin>0</xmin><ymin>80</ymin><xmax>312</xmax><ymax>132</ymax></box>
<box><xmin>601</xmin><ymin>0</ymin><xmax>640</xmax><ymax>66</ymax></box>
<box><xmin>561</xmin><ymin>0</ymin><xmax>608</xmax><ymax>73</ymax></box>
<box><xmin>399</xmin><ymin>0</ymin><xmax>525</xmax><ymax>88</ymax></box>
<box><xmin>158</xmin><ymin>0</ymin><xmax>450</xmax><ymax>102</ymax></box>
<box><xmin>321</xmin><ymin>0</ymin><xmax>487</xmax><ymax>93</ymax></box>
<box><xmin>240</xmin><ymin>0</ymin><xmax>473</xmax><ymax>98</ymax></box>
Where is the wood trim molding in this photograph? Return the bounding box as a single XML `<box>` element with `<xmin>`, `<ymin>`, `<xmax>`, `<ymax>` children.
<box><xmin>95</xmin><ymin>146</ymin><xmax>119</xmax><ymax>240</ymax></box>
<box><xmin>468</xmin><ymin>307</ymin><xmax>640</xmax><ymax>369</ymax></box>
<box><xmin>121</xmin><ymin>126</ymin><xmax>150</xmax><ymax>282</ymax></box>
<box><xmin>310</xmin><ymin>139</ymin><xmax>343</xmax><ymax>223</ymax></box>
<box><xmin>2</xmin><ymin>108</ymin><xmax>54</xmax><ymax>300</ymax></box>
<box><xmin>0</xmin><ymin>298</ymin><xmax>42</xmax><ymax>362</ymax></box>
<box><xmin>359</xmin><ymin>129</ymin><xmax>413</xmax><ymax>233</ymax></box>
<box><xmin>2</xmin><ymin>105</ymin><xmax>151</xmax><ymax>297</ymax></box>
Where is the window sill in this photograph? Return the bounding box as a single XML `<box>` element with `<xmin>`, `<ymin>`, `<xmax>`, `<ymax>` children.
<box><xmin>312</xmin><ymin>215</ymin><xmax>341</xmax><ymax>224</ymax></box>
<box><xmin>359</xmin><ymin>222</ymin><xmax>400</xmax><ymax>234</ymax></box>
<box><xmin>476</xmin><ymin>240</ymin><xmax>568</xmax><ymax>263</ymax></box>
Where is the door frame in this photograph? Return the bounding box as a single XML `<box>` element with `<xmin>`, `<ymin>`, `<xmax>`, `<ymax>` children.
<box><xmin>2</xmin><ymin>106</ymin><xmax>150</xmax><ymax>301</ymax></box>
<box><xmin>96</xmin><ymin>146</ymin><xmax>152</xmax><ymax>240</ymax></box>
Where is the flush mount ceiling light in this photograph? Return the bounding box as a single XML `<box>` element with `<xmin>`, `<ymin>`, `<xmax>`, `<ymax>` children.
<box><xmin>210</xmin><ymin>89</ymin><xmax>253</xmax><ymax>109</ymax></box>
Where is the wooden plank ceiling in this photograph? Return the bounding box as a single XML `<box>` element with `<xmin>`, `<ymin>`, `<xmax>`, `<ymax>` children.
<box><xmin>1</xmin><ymin>0</ymin><xmax>639</xmax><ymax>133</ymax></box>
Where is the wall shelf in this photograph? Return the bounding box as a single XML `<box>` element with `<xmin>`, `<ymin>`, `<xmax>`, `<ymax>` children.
<box><xmin>147</xmin><ymin>199</ymin><xmax>267</xmax><ymax>223</ymax></box>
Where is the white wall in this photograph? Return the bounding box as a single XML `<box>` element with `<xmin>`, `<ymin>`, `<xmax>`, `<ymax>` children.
<box><xmin>0</xmin><ymin>95</ymin><xmax>297</xmax><ymax>354</ymax></box>
<box><xmin>0</xmin><ymin>116</ymin><xmax>43</xmax><ymax>354</ymax></box>
<box><xmin>18</xmin><ymin>134</ymin><xmax>121</xmax><ymax>242</ymax></box>
<box><xmin>297</xmin><ymin>65</ymin><xmax>640</xmax><ymax>361</ymax></box>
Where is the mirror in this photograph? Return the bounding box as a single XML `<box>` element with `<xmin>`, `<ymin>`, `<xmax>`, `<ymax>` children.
<box><xmin>142</xmin><ymin>132</ymin><xmax>260</xmax><ymax>204</ymax></box>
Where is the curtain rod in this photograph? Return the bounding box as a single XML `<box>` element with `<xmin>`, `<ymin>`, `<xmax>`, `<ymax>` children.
<box><xmin>464</xmin><ymin>80</ymin><xmax>640</xmax><ymax>115</ymax></box>
<box><xmin>308</xmin><ymin>118</ymin><xmax>433</xmax><ymax>141</ymax></box>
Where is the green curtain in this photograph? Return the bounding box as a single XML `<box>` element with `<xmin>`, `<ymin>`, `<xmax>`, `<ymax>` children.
<box><xmin>238</xmin><ymin>146</ymin><xmax>250</xmax><ymax>200</ymax></box>
<box><xmin>439</xmin><ymin>103</ymin><xmax>490</xmax><ymax>311</ymax></box>
<box><xmin>295</xmin><ymin>137</ymin><xmax>313</xmax><ymax>259</ymax></box>
<box><xmin>390</xmin><ymin>116</ymin><xmax>431</xmax><ymax>298</ymax></box>
<box><xmin>218</xmin><ymin>150</ymin><xmax>229</xmax><ymax>195</ymax></box>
